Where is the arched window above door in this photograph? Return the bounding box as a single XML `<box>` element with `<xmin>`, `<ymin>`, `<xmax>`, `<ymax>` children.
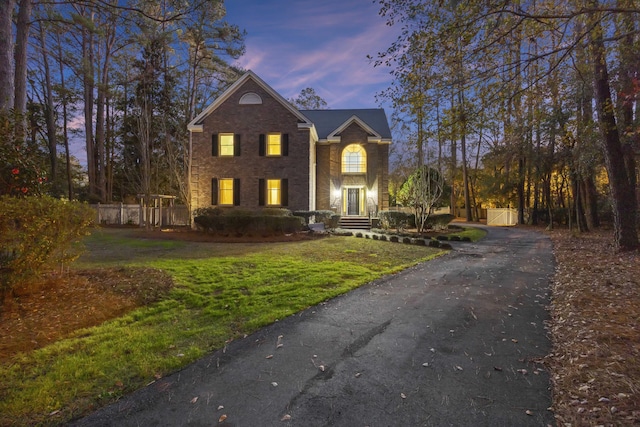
<box><xmin>342</xmin><ymin>144</ymin><xmax>366</xmax><ymax>173</ymax></box>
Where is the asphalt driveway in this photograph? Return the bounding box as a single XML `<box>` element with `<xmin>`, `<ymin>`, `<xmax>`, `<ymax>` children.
<box><xmin>72</xmin><ymin>225</ymin><xmax>555</xmax><ymax>427</ymax></box>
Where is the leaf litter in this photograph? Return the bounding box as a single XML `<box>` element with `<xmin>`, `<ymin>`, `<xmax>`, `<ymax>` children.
<box><xmin>547</xmin><ymin>228</ymin><xmax>640</xmax><ymax>426</ymax></box>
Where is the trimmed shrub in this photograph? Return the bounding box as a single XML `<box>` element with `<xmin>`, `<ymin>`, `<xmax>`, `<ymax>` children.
<box><xmin>390</xmin><ymin>236</ymin><xmax>399</xmax><ymax>243</ymax></box>
<box><xmin>461</xmin><ymin>236</ymin><xmax>472</xmax><ymax>242</ymax></box>
<box><xmin>193</xmin><ymin>210</ymin><xmax>304</xmax><ymax>236</ymax></box>
<box><xmin>0</xmin><ymin>196</ymin><xmax>95</xmax><ymax>300</ymax></box>
<box><xmin>261</xmin><ymin>208</ymin><xmax>292</xmax><ymax>216</ymax></box>
<box><xmin>428</xmin><ymin>239</ymin><xmax>441</xmax><ymax>248</ymax></box>
<box><xmin>436</xmin><ymin>235</ymin><xmax>449</xmax><ymax>241</ymax></box>
<box><xmin>326</xmin><ymin>214</ymin><xmax>341</xmax><ymax>229</ymax></box>
<box><xmin>378</xmin><ymin>211</ymin><xmax>412</xmax><ymax>231</ymax></box>
<box><xmin>450</xmin><ymin>235</ymin><xmax>461</xmax><ymax>241</ymax></box>
<box><xmin>402</xmin><ymin>237</ymin><xmax>411</xmax><ymax>244</ymax></box>
<box><xmin>414</xmin><ymin>239</ymin><xmax>426</xmax><ymax>246</ymax></box>
<box><xmin>425</xmin><ymin>214</ymin><xmax>455</xmax><ymax>230</ymax></box>
<box><xmin>379</xmin><ymin>235</ymin><xmax>388</xmax><ymax>241</ymax></box>
<box><xmin>372</xmin><ymin>234</ymin><xmax>379</xmax><ymax>240</ymax></box>
<box><xmin>355</xmin><ymin>232</ymin><xmax>363</xmax><ymax>238</ymax></box>
<box><xmin>440</xmin><ymin>243</ymin><xmax>453</xmax><ymax>250</ymax></box>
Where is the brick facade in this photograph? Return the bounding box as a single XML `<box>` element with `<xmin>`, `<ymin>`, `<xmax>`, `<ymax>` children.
<box><xmin>190</xmin><ymin>79</ymin><xmax>312</xmax><ymax>212</ymax></box>
<box><xmin>189</xmin><ymin>72</ymin><xmax>390</xmax><ymax>218</ymax></box>
<box><xmin>315</xmin><ymin>123</ymin><xmax>389</xmax><ymax>214</ymax></box>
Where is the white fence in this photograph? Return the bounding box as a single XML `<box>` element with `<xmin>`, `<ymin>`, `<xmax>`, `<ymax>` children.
<box><xmin>487</xmin><ymin>208</ymin><xmax>518</xmax><ymax>226</ymax></box>
<box><xmin>91</xmin><ymin>203</ymin><xmax>190</xmax><ymax>227</ymax></box>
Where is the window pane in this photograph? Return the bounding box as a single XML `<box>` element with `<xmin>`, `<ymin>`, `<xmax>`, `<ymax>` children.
<box><xmin>219</xmin><ymin>134</ymin><xmax>234</xmax><ymax>156</ymax></box>
<box><xmin>342</xmin><ymin>144</ymin><xmax>366</xmax><ymax>173</ymax></box>
<box><xmin>219</xmin><ymin>179</ymin><xmax>234</xmax><ymax>205</ymax></box>
<box><xmin>267</xmin><ymin>134</ymin><xmax>281</xmax><ymax>156</ymax></box>
<box><xmin>267</xmin><ymin>179</ymin><xmax>281</xmax><ymax>205</ymax></box>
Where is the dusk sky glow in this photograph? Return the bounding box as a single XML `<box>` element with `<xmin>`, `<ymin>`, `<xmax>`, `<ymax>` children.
<box><xmin>224</xmin><ymin>0</ymin><xmax>401</xmax><ymax>110</ymax></box>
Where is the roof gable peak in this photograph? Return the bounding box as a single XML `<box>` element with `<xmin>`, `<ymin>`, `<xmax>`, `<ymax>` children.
<box><xmin>187</xmin><ymin>70</ymin><xmax>312</xmax><ymax>132</ymax></box>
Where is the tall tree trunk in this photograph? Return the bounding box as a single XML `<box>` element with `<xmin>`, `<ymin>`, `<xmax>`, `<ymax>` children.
<box><xmin>56</xmin><ymin>31</ymin><xmax>73</xmax><ymax>200</ymax></box>
<box><xmin>0</xmin><ymin>0</ymin><xmax>15</xmax><ymax>111</ymax></box>
<box><xmin>583</xmin><ymin>176</ymin><xmax>599</xmax><ymax>229</ymax></box>
<box><xmin>588</xmin><ymin>6</ymin><xmax>638</xmax><ymax>251</ymax></box>
<box><xmin>13</xmin><ymin>0</ymin><xmax>31</xmax><ymax>115</ymax></box>
<box><xmin>81</xmin><ymin>20</ymin><xmax>97</xmax><ymax>200</ymax></box>
<box><xmin>38</xmin><ymin>22</ymin><xmax>57</xmax><ymax>187</ymax></box>
<box><xmin>458</xmin><ymin>91</ymin><xmax>471</xmax><ymax>221</ymax></box>
<box><xmin>449</xmin><ymin>87</ymin><xmax>457</xmax><ymax>216</ymax></box>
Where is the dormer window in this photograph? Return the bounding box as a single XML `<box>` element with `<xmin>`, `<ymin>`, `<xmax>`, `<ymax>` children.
<box><xmin>239</xmin><ymin>92</ymin><xmax>262</xmax><ymax>105</ymax></box>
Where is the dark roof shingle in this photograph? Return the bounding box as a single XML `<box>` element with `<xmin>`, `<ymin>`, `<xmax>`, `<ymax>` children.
<box><xmin>300</xmin><ymin>109</ymin><xmax>391</xmax><ymax>140</ymax></box>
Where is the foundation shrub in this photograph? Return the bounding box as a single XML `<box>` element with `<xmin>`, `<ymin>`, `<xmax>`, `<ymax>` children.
<box><xmin>193</xmin><ymin>208</ymin><xmax>304</xmax><ymax>236</ymax></box>
<box><xmin>378</xmin><ymin>211</ymin><xmax>412</xmax><ymax>231</ymax></box>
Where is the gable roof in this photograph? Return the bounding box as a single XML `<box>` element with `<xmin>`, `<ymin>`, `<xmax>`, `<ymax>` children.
<box><xmin>187</xmin><ymin>70</ymin><xmax>313</xmax><ymax>132</ymax></box>
<box><xmin>300</xmin><ymin>109</ymin><xmax>392</xmax><ymax>143</ymax></box>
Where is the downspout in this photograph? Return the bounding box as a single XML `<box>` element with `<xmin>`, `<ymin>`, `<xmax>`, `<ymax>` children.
<box><xmin>188</xmin><ymin>130</ymin><xmax>193</xmax><ymax>228</ymax></box>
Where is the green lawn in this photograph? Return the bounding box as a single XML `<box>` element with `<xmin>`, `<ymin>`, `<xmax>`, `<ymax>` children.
<box><xmin>0</xmin><ymin>230</ymin><xmax>445</xmax><ymax>426</ymax></box>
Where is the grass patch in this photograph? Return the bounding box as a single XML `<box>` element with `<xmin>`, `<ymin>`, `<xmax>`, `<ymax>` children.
<box><xmin>0</xmin><ymin>232</ymin><xmax>443</xmax><ymax>426</ymax></box>
<box><xmin>448</xmin><ymin>227</ymin><xmax>486</xmax><ymax>242</ymax></box>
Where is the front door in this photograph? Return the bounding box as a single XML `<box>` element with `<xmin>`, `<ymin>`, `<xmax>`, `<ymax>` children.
<box><xmin>347</xmin><ymin>188</ymin><xmax>360</xmax><ymax>216</ymax></box>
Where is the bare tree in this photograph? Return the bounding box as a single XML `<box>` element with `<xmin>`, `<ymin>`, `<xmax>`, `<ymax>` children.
<box><xmin>397</xmin><ymin>166</ymin><xmax>445</xmax><ymax>234</ymax></box>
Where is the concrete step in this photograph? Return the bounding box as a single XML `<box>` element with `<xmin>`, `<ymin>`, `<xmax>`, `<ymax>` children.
<box><xmin>339</xmin><ymin>216</ymin><xmax>371</xmax><ymax>230</ymax></box>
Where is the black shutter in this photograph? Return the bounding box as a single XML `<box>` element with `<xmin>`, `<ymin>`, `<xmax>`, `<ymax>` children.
<box><xmin>282</xmin><ymin>134</ymin><xmax>289</xmax><ymax>156</ymax></box>
<box><xmin>281</xmin><ymin>179</ymin><xmax>288</xmax><ymax>206</ymax></box>
<box><xmin>258</xmin><ymin>179</ymin><xmax>265</xmax><ymax>206</ymax></box>
<box><xmin>259</xmin><ymin>134</ymin><xmax>265</xmax><ymax>156</ymax></box>
<box><xmin>233</xmin><ymin>178</ymin><xmax>240</xmax><ymax>206</ymax></box>
<box><xmin>211</xmin><ymin>178</ymin><xmax>218</xmax><ymax>205</ymax></box>
<box><xmin>234</xmin><ymin>134</ymin><xmax>241</xmax><ymax>156</ymax></box>
<box><xmin>211</xmin><ymin>134</ymin><xmax>218</xmax><ymax>156</ymax></box>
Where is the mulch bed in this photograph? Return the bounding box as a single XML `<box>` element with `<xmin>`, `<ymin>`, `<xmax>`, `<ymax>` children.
<box><xmin>0</xmin><ymin>267</ymin><xmax>173</xmax><ymax>360</ymax></box>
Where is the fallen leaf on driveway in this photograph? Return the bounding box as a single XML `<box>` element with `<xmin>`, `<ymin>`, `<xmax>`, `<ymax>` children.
<box><xmin>218</xmin><ymin>414</ymin><xmax>227</xmax><ymax>423</ymax></box>
<box><xmin>190</xmin><ymin>397</ymin><xmax>198</xmax><ymax>404</ymax></box>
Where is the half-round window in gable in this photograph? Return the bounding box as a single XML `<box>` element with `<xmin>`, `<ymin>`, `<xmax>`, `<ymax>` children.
<box><xmin>239</xmin><ymin>92</ymin><xmax>263</xmax><ymax>105</ymax></box>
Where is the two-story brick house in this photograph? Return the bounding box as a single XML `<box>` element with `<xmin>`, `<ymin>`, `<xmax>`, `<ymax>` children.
<box><xmin>187</xmin><ymin>71</ymin><xmax>390</xmax><ymax>222</ymax></box>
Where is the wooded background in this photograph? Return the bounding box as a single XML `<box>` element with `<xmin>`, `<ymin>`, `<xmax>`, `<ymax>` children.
<box><xmin>0</xmin><ymin>0</ymin><xmax>638</xmax><ymax>250</ymax></box>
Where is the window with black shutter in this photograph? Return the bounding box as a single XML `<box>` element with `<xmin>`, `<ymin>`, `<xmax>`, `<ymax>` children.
<box><xmin>211</xmin><ymin>134</ymin><xmax>218</xmax><ymax>156</ymax></box>
<box><xmin>258</xmin><ymin>178</ymin><xmax>265</xmax><ymax>206</ymax></box>
<box><xmin>211</xmin><ymin>178</ymin><xmax>218</xmax><ymax>205</ymax></box>
<box><xmin>233</xmin><ymin>178</ymin><xmax>240</xmax><ymax>205</ymax></box>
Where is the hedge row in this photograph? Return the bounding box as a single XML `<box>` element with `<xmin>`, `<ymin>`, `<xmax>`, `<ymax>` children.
<box><xmin>378</xmin><ymin>212</ymin><xmax>454</xmax><ymax>231</ymax></box>
<box><xmin>0</xmin><ymin>196</ymin><xmax>95</xmax><ymax>301</ymax></box>
<box><xmin>193</xmin><ymin>208</ymin><xmax>305</xmax><ymax>236</ymax></box>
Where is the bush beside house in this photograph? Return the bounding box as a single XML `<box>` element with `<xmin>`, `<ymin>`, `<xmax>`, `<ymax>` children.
<box><xmin>194</xmin><ymin>208</ymin><xmax>305</xmax><ymax>236</ymax></box>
